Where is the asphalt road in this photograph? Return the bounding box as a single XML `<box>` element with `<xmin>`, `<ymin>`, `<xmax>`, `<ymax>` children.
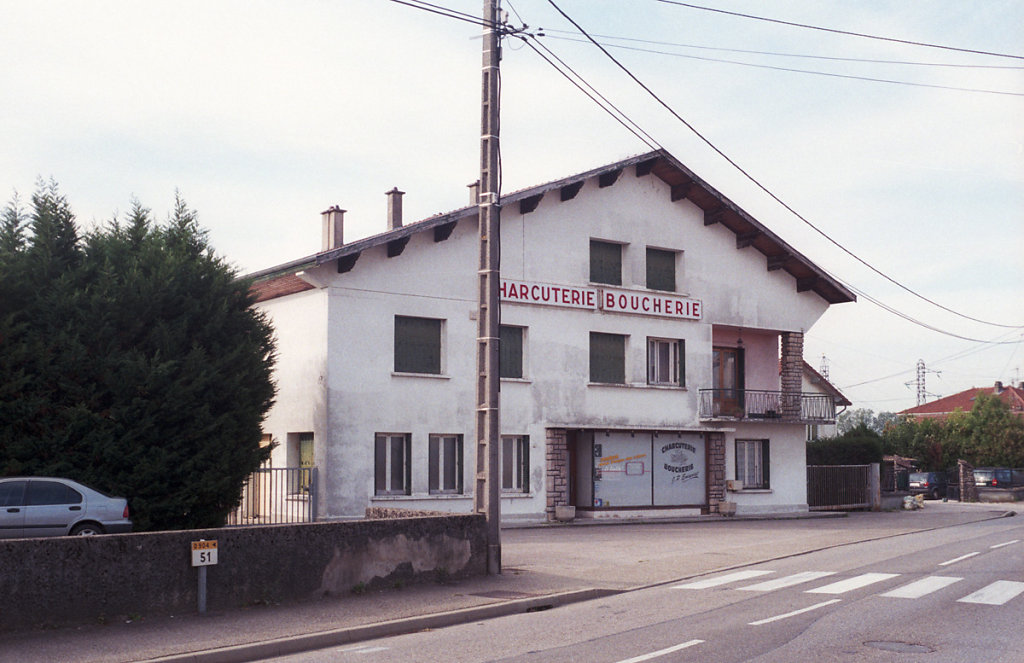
<box><xmin>261</xmin><ymin>515</ymin><xmax>1024</xmax><ymax>663</ymax></box>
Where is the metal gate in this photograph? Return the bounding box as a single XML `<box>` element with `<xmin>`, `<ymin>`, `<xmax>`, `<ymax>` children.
<box><xmin>807</xmin><ymin>464</ymin><xmax>874</xmax><ymax>511</ymax></box>
<box><xmin>226</xmin><ymin>467</ymin><xmax>318</xmax><ymax>525</ymax></box>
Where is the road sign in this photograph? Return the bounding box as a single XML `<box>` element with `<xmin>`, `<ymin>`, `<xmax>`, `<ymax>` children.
<box><xmin>191</xmin><ymin>539</ymin><xmax>218</xmax><ymax>567</ymax></box>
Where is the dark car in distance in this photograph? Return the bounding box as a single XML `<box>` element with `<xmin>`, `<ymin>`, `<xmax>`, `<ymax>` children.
<box><xmin>908</xmin><ymin>471</ymin><xmax>947</xmax><ymax>500</ymax></box>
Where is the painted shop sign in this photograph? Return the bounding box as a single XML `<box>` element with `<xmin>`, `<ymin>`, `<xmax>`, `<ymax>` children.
<box><xmin>600</xmin><ymin>287</ymin><xmax>702</xmax><ymax>320</ymax></box>
<box><xmin>499</xmin><ymin>279</ymin><xmax>597</xmax><ymax>310</ymax></box>
<box><xmin>500</xmin><ymin>279</ymin><xmax>702</xmax><ymax>321</ymax></box>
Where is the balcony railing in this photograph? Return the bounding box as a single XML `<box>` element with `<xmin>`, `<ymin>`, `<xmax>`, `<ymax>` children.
<box><xmin>699</xmin><ymin>389</ymin><xmax>836</xmax><ymax>424</ymax></box>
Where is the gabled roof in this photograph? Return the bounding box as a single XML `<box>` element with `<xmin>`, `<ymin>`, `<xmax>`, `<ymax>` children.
<box><xmin>248</xmin><ymin>150</ymin><xmax>856</xmax><ymax>305</ymax></box>
<box><xmin>801</xmin><ymin>360</ymin><xmax>852</xmax><ymax>406</ymax></box>
<box><xmin>900</xmin><ymin>382</ymin><xmax>1024</xmax><ymax>419</ymax></box>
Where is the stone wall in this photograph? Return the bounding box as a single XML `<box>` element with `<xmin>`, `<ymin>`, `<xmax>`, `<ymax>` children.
<box><xmin>706</xmin><ymin>432</ymin><xmax>726</xmax><ymax>513</ymax></box>
<box><xmin>0</xmin><ymin>514</ymin><xmax>487</xmax><ymax>632</ymax></box>
<box><xmin>545</xmin><ymin>428</ymin><xmax>569</xmax><ymax>520</ymax></box>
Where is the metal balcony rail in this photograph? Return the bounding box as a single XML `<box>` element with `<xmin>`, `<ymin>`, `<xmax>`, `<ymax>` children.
<box><xmin>698</xmin><ymin>389</ymin><xmax>836</xmax><ymax>423</ymax></box>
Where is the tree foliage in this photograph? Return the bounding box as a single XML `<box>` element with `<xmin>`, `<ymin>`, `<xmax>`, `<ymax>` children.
<box><xmin>0</xmin><ymin>183</ymin><xmax>276</xmax><ymax>531</ymax></box>
<box><xmin>807</xmin><ymin>423</ymin><xmax>884</xmax><ymax>465</ymax></box>
<box><xmin>880</xmin><ymin>395</ymin><xmax>1024</xmax><ymax>471</ymax></box>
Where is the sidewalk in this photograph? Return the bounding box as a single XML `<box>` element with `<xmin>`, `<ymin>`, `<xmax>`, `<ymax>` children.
<box><xmin>3</xmin><ymin>502</ymin><xmax>1015</xmax><ymax>663</ymax></box>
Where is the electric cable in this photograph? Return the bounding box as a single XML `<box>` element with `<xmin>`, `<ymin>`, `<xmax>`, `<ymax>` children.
<box><xmin>655</xmin><ymin>0</ymin><xmax>1024</xmax><ymax>61</ymax></box>
<box><xmin>544</xmin><ymin>33</ymin><xmax>1024</xmax><ymax>97</ymax></box>
<box><xmin>545</xmin><ymin>0</ymin><xmax>1024</xmax><ymax>330</ymax></box>
<box><xmin>540</xmin><ymin>28</ymin><xmax>1024</xmax><ymax>70</ymax></box>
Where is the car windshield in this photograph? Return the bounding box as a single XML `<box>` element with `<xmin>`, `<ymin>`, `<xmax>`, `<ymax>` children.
<box><xmin>909</xmin><ymin>473</ymin><xmax>929</xmax><ymax>482</ymax></box>
<box><xmin>974</xmin><ymin>470</ymin><xmax>994</xmax><ymax>483</ymax></box>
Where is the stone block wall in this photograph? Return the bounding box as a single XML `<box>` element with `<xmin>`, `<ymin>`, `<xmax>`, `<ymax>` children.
<box><xmin>706</xmin><ymin>432</ymin><xmax>726</xmax><ymax>513</ymax></box>
<box><xmin>546</xmin><ymin>428</ymin><xmax>569</xmax><ymax>520</ymax></box>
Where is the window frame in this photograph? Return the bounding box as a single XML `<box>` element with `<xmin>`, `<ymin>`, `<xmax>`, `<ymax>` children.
<box><xmin>394</xmin><ymin>315</ymin><xmax>443</xmax><ymax>375</ymax></box>
<box><xmin>590</xmin><ymin>332</ymin><xmax>627</xmax><ymax>384</ymax></box>
<box><xmin>374</xmin><ymin>433</ymin><xmax>412</xmax><ymax>496</ymax></box>
<box><xmin>499</xmin><ymin>325</ymin><xmax>525</xmax><ymax>379</ymax></box>
<box><xmin>647</xmin><ymin>337</ymin><xmax>684</xmax><ymax>387</ymax></box>
<box><xmin>735</xmin><ymin>439</ymin><xmax>770</xmax><ymax>489</ymax></box>
<box><xmin>501</xmin><ymin>435</ymin><xmax>530</xmax><ymax>494</ymax></box>
<box><xmin>428</xmin><ymin>434</ymin><xmax>464</xmax><ymax>495</ymax></box>
<box><xmin>590</xmin><ymin>239</ymin><xmax>622</xmax><ymax>286</ymax></box>
<box><xmin>645</xmin><ymin>247</ymin><xmax>677</xmax><ymax>292</ymax></box>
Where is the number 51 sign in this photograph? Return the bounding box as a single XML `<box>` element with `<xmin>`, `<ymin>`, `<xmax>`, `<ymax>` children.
<box><xmin>191</xmin><ymin>539</ymin><xmax>218</xmax><ymax>567</ymax></box>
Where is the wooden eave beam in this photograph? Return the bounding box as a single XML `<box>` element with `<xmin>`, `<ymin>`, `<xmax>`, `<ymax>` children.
<box><xmin>387</xmin><ymin>236</ymin><xmax>410</xmax><ymax>258</ymax></box>
<box><xmin>736</xmin><ymin>231</ymin><xmax>760</xmax><ymax>249</ymax></box>
<box><xmin>797</xmin><ymin>276</ymin><xmax>817</xmax><ymax>292</ymax></box>
<box><xmin>337</xmin><ymin>252</ymin><xmax>360</xmax><ymax>273</ymax></box>
<box><xmin>767</xmin><ymin>254</ymin><xmax>790</xmax><ymax>271</ymax></box>
<box><xmin>671</xmin><ymin>179</ymin><xmax>694</xmax><ymax>202</ymax></box>
<box><xmin>598</xmin><ymin>169</ymin><xmax>622</xmax><ymax>188</ymax></box>
<box><xmin>433</xmin><ymin>221</ymin><xmax>456</xmax><ymax>242</ymax></box>
<box><xmin>560</xmin><ymin>181</ymin><xmax>584</xmax><ymax>201</ymax></box>
<box><xmin>519</xmin><ymin>193</ymin><xmax>543</xmax><ymax>215</ymax></box>
<box><xmin>704</xmin><ymin>206</ymin><xmax>726</xmax><ymax>226</ymax></box>
<box><xmin>635</xmin><ymin>158</ymin><xmax>658</xmax><ymax>177</ymax></box>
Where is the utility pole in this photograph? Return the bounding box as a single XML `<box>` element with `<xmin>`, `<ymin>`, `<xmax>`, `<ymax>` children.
<box><xmin>475</xmin><ymin>0</ymin><xmax>502</xmax><ymax>575</ymax></box>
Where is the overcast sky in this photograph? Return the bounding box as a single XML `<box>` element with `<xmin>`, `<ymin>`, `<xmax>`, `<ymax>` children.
<box><xmin>2</xmin><ymin>0</ymin><xmax>1022</xmax><ymax>414</ymax></box>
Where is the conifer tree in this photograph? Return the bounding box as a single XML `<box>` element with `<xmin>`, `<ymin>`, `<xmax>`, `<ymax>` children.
<box><xmin>0</xmin><ymin>183</ymin><xmax>275</xmax><ymax>531</ymax></box>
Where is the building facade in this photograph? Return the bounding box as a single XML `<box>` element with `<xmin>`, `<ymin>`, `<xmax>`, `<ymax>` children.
<box><xmin>250</xmin><ymin>151</ymin><xmax>854</xmax><ymax>521</ymax></box>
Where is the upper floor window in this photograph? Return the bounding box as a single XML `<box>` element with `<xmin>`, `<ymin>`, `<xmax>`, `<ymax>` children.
<box><xmin>648</xmin><ymin>338</ymin><xmax>684</xmax><ymax>386</ymax></box>
<box><xmin>394</xmin><ymin>315</ymin><xmax>442</xmax><ymax>374</ymax></box>
<box><xmin>590</xmin><ymin>332</ymin><xmax>626</xmax><ymax>384</ymax></box>
<box><xmin>590</xmin><ymin>240</ymin><xmax>622</xmax><ymax>286</ymax></box>
<box><xmin>646</xmin><ymin>247</ymin><xmax>676</xmax><ymax>292</ymax></box>
<box><xmin>499</xmin><ymin>325</ymin><xmax>524</xmax><ymax>379</ymax></box>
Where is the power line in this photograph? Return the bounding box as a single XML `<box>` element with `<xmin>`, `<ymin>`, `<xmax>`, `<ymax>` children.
<box><xmin>387</xmin><ymin>0</ymin><xmax>493</xmax><ymax>28</ymax></box>
<box><xmin>544</xmin><ymin>0</ymin><xmax>1024</xmax><ymax>331</ymax></box>
<box><xmin>655</xmin><ymin>0</ymin><xmax>1024</xmax><ymax>61</ymax></box>
<box><xmin>540</xmin><ymin>28</ymin><xmax>1024</xmax><ymax>70</ymax></box>
<box><xmin>544</xmin><ymin>34</ymin><xmax>1024</xmax><ymax>98</ymax></box>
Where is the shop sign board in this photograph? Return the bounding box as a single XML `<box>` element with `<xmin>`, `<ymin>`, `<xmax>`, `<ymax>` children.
<box><xmin>500</xmin><ymin>279</ymin><xmax>702</xmax><ymax>321</ymax></box>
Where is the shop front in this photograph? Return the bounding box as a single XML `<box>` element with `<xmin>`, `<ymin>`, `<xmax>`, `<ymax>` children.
<box><xmin>567</xmin><ymin>430</ymin><xmax>710</xmax><ymax>514</ymax></box>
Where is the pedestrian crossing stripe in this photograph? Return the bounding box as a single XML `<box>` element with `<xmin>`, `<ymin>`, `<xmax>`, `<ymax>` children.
<box><xmin>738</xmin><ymin>571</ymin><xmax>836</xmax><ymax>592</ymax></box>
<box><xmin>958</xmin><ymin>581</ymin><xmax>1024</xmax><ymax>606</ymax></box>
<box><xmin>806</xmin><ymin>573</ymin><xmax>900</xmax><ymax>595</ymax></box>
<box><xmin>674</xmin><ymin>570</ymin><xmax>1023</xmax><ymax>605</ymax></box>
<box><xmin>881</xmin><ymin>576</ymin><xmax>963</xmax><ymax>599</ymax></box>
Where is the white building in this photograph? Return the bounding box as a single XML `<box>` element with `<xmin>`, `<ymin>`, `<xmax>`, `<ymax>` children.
<box><xmin>250</xmin><ymin>151</ymin><xmax>854</xmax><ymax>521</ymax></box>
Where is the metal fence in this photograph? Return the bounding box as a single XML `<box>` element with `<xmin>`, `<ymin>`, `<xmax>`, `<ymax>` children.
<box><xmin>226</xmin><ymin>467</ymin><xmax>318</xmax><ymax>526</ymax></box>
<box><xmin>807</xmin><ymin>464</ymin><xmax>875</xmax><ymax>511</ymax></box>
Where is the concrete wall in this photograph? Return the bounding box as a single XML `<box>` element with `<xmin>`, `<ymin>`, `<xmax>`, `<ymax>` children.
<box><xmin>0</xmin><ymin>514</ymin><xmax>486</xmax><ymax>632</ymax></box>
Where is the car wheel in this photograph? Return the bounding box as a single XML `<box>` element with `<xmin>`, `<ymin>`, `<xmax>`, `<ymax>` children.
<box><xmin>70</xmin><ymin>522</ymin><xmax>105</xmax><ymax>536</ymax></box>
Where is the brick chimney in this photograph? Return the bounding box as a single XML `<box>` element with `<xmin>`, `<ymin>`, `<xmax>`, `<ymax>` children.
<box><xmin>995</xmin><ymin>381</ymin><xmax>1004</xmax><ymax>393</ymax></box>
<box><xmin>386</xmin><ymin>188</ymin><xmax>404</xmax><ymax>231</ymax></box>
<box><xmin>321</xmin><ymin>206</ymin><xmax>345</xmax><ymax>251</ymax></box>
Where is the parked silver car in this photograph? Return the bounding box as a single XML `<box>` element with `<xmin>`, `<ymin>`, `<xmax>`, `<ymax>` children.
<box><xmin>0</xmin><ymin>477</ymin><xmax>132</xmax><ymax>538</ymax></box>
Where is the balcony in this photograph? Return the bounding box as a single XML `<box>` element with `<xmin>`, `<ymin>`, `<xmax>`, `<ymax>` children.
<box><xmin>699</xmin><ymin>389</ymin><xmax>836</xmax><ymax>424</ymax></box>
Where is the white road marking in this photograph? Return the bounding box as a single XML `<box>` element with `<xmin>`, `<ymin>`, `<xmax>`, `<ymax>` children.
<box><xmin>738</xmin><ymin>571</ymin><xmax>836</xmax><ymax>592</ymax></box>
<box><xmin>881</xmin><ymin>576</ymin><xmax>963</xmax><ymax>599</ymax></box>
<box><xmin>673</xmin><ymin>570</ymin><xmax>774</xmax><ymax>589</ymax></box>
<box><xmin>990</xmin><ymin>539</ymin><xmax>1020</xmax><ymax>550</ymax></box>
<box><xmin>939</xmin><ymin>552</ymin><xmax>979</xmax><ymax>566</ymax></box>
<box><xmin>958</xmin><ymin>581</ymin><xmax>1024</xmax><ymax>606</ymax></box>
<box><xmin>749</xmin><ymin>599</ymin><xmax>842</xmax><ymax>625</ymax></box>
<box><xmin>338</xmin><ymin>644</ymin><xmax>390</xmax><ymax>653</ymax></box>
<box><xmin>614</xmin><ymin>639</ymin><xmax>705</xmax><ymax>662</ymax></box>
<box><xmin>806</xmin><ymin>573</ymin><xmax>900</xmax><ymax>595</ymax></box>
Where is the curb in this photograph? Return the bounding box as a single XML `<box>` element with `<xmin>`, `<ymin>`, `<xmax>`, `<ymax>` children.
<box><xmin>141</xmin><ymin>588</ymin><xmax>620</xmax><ymax>663</ymax></box>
